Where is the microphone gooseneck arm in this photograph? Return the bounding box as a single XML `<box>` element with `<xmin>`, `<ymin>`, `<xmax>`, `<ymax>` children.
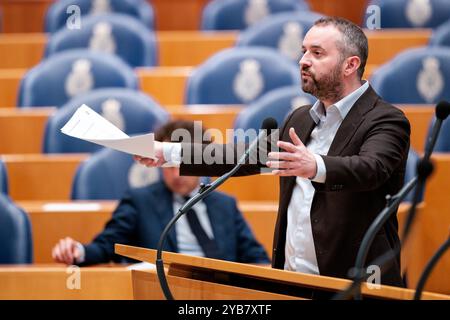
<box><xmin>335</xmin><ymin>101</ymin><xmax>450</xmax><ymax>300</ymax></box>
<box><xmin>155</xmin><ymin>118</ymin><xmax>278</xmax><ymax>300</ymax></box>
<box><xmin>414</xmin><ymin>235</ymin><xmax>450</xmax><ymax>300</ymax></box>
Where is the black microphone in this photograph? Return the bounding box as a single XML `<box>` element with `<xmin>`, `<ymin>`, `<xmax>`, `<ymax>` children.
<box><xmin>237</xmin><ymin>117</ymin><xmax>278</xmax><ymax>165</ymax></box>
<box><xmin>424</xmin><ymin>101</ymin><xmax>450</xmax><ymax>160</ymax></box>
<box><xmin>155</xmin><ymin>117</ymin><xmax>278</xmax><ymax>300</ymax></box>
<box><xmin>334</xmin><ymin>101</ymin><xmax>449</xmax><ymax>300</ymax></box>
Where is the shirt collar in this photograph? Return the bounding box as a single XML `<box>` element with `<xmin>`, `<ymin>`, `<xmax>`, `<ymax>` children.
<box><xmin>173</xmin><ymin>186</ymin><xmax>200</xmax><ymax>203</ymax></box>
<box><xmin>309</xmin><ymin>80</ymin><xmax>369</xmax><ymax>124</ymax></box>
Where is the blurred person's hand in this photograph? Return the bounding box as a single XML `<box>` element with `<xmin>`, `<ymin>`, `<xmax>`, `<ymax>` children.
<box><xmin>52</xmin><ymin>237</ymin><xmax>82</xmax><ymax>265</ymax></box>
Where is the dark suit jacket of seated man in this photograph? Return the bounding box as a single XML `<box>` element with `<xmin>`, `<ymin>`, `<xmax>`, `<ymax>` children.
<box><xmin>76</xmin><ymin>179</ymin><xmax>269</xmax><ymax>265</ymax></box>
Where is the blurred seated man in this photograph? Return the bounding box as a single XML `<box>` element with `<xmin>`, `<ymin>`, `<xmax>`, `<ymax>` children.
<box><xmin>52</xmin><ymin>120</ymin><xmax>269</xmax><ymax>266</ymax></box>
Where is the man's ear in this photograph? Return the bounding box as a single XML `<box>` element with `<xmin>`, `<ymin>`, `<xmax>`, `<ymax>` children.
<box><xmin>344</xmin><ymin>56</ymin><xmax>361</xmax><ymax>77</ymax></box>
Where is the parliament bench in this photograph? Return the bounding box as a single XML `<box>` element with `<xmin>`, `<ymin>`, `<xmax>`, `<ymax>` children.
<box><xmin>0</xmin><ymin>264</ymin><xmax>133</xmax><ymax>299</ymax></box>
<box><xmin>0</xmin><ymin>29</ymin><xmax>430</xmax><ymax>69</ymax></box>
<box><xmin>18</xmin><ymin>199</ymin><xmax>442</xmax><ymax>294</ymax></box>
<box><xmin>0</xmin><ymin>105</ymin><xmax>434</xmax><ymax>155</ymax></box>
<box><xmin>18</xmin><ymin>200</ymin><xmax>279</xmax><ymax>263</ymax></box>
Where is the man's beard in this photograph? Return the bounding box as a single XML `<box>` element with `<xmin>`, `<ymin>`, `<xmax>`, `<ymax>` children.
<box><xmin>301</xmin><ymin>64</ymin><xmax>345</xmax><ymax>103</ymax></box>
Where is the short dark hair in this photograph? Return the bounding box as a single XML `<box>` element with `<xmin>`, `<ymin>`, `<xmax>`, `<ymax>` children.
<box><xmin>314</xmin><ymin>17</ymin><xmax>368</xmax><ymax>79</ymax></box>
<box><xmin>155</xmin><ymin>120</ymin><xmax>207</xmax><ymax>143</ymax></box>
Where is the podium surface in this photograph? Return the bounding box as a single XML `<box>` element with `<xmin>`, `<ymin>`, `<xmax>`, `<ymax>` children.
<box><xmin>115</xmin><ymin>244</ymin><xmax>449</xmax><ymax>300</ymax></box>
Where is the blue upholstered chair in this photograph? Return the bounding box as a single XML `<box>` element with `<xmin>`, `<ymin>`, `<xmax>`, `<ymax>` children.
<box><xmin>45</xmin><ymin>0</ymin><xmax>154</xmax><ymax>33</ymax></box>
<box><xmin>370</xmin><ymin>47</ymin><xmax>450</xmax><ymax>104</ymax></box>
<box><xmin>45</xmin><ymin>14</ymin><xmax>157</xmax><ymax>67</ymax></box>
<box><xmin>43</xmin><ymin>88</ymin><xmax>169</xmax><ymax>154</ymax></box>
<box><xmin>430</xmin><ymin>19</ymin><xmax>450</xmax><ymax>46</ymax></box>
<box><xmin>71</xmin><ymin>148</ymin><xmax>160</xmax><ymax>200</ymax></box>
<box><xmin>18</xmin><ymin>49</ymin><xmax>138</xmax><ymax>108</ymax></box>
<box><xmin>427</xmin><ymin>115</ymin><xmax>450</xmax><ymax>152</ymax></box>
<box><xmin>236</xmin><ymin>11</ymin><xmax>323</xmax><ymax>61</ymax></box>
<box><xmin>0</xmin><ymin>159</ymin><xmax>8</xmax><ymax>195</ymax></box>
<box><xmin>234</xmin><ymin>85</ymin><xmax>316</xmax><ymax>133</ymax></box>
<box><xmin>202</xmin><ymin>0</ymin><xmax>309</xmax><ymax>30</ymax></box>
<box><xmin>0</xmin><ymin>194</ymin><xmax>33</xmax><ymax>264</ymax></box>
<box><xmin>364</xmin><ymin>0</ymin><xmax>450</xmax><ymax>29</ymax></box>
<box><xmin>404</xmin><ymin>148</ymin><xmax>423</xmax><ymax>203</ymax></box>
<box><xmin>185</xmin><ymin>47</ymin><xmax>300</xmax><ymax>105</ymax></box>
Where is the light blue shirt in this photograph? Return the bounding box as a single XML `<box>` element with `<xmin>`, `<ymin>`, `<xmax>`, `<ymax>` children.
<box><xmin>284</xmin><ymin>81</ymin><xmax>370</xmax><ymax>274</ymax></box>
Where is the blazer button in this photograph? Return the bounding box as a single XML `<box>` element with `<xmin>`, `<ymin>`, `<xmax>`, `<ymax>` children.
<box><xmin>313</xmin><ymin>219</ymin><xmax>318</xmax><ymax>223</ymax></box>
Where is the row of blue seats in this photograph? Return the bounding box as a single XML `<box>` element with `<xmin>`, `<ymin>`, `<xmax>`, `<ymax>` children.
<box><xmin>42</xmin><ymin>10</ymin><xmax>322</xmax><ymax>67</ymax></box>
<box><xmin>38</xmin><ymin>7</ymin><xmax>450</xmax><ymax>68</ymax></box>
<box><xmin>43</xmin><ymin>0</ymin><xmax>450</xmax><ymax>33</ymax></box>
<box><xmin>44</xmin><ymin>0</ymin><xmax>309</xmax><ymax>33</ymax></box>
<box><xmin>17</xmin><ymin>41</ymin><xmax>450</xmax><ymax>109</ymax></box>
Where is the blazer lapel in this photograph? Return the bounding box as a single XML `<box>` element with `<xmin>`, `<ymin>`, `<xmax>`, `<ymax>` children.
<box><xmin>152</xmin><ymin>184</ymin><xmax>178</xmax><ymax>252</ymax></box>
<box><xmin>327</xmin><ymin>85</ymin><xmax>379</xmax><ymax>156</ymax></box>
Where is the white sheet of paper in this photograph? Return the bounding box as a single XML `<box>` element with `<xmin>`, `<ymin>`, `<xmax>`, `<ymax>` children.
<box><xmin>60</xmin><ymin>104</ymin><xmax>156</xmax><ymax>159</ymax></box>
<box><xmin>42</xmin><ymin>202</ymin><xmax>102</xmax><ymax>212</ymax></box>
<box><xmin>126</xmin><ymin>262</ymin><xmax>156</xmax><ymax>271</ymax></box>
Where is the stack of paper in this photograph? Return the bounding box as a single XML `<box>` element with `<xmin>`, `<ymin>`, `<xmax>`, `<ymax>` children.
<box><xmin>61</xmin><ymin>104</ymin><xmax>156</xmax><ymax>159</ymax></box>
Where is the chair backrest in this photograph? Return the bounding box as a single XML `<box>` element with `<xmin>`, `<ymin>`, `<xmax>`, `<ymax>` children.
<box><xmin>234</xmin><ymin>85</ymin><xmax>316</xmax><ymax>133</ymax></box>
<box><xmin>45</xmin><ymin>13</ymin><xmax>157</xmax><ymax>67</ymax></box>
<box><xmin>185</xmin><ymin>47</ymin><xmax>300</xmax><ymax>105</ymax></box>
<box><xmin>71</xmin><ymin>148</ymin><xmax>160</xmax><ymax>200</ymax></box>
<box><xmin>236</xmin><ymin>11</ymin><xmax>323</xmax><ymax>61</ymax></box>
<box><xmin>429</xmin><ymin>19</ymin><xmax>450</xmax><ymax>46</ymax></box>
<box><xmin>0</xmin><ymin>194</ymin><xmax>33</xmax><ymax>264</ymax></box>
<box><xmin>202</xmin><ymin>0</ymin><xmax>309</xmax><ymax>30</ymax></box>
<box><xmin>370</xmin><ymin>47</ymin><xmax>450</xmax><ymax>104</ymax></box>
<box><xmin>427</xmin><ymin>115</ymin><xmax>450</xmax><ymax>152</ymax></box>
<box><xmin>0</xmin><ymin>159</ymin><xmax>8</xmax><ymax>195</ymax></box>
<box><xmin>404</xmin><ymin>148</ymin><xmax>423</xmax><ymax>203</ymax></box>
<box><xmin>364</xmin><ymin>0</ymin><xmax>450</xmax><ymax>29</ymax></box>
<box><xmin>43</xmin><ymin>88</ymin><xmax>169</xmax><ymax>154</ymax></box>
<box><xmin>18</xmin><ymin>49</ymin><xmax>138</xmax><ymax>108</ymax></box>
<box><xmin>45</xmin><ymin>0</ymin><xmax>154</xmax><ymax>33</ymax></box>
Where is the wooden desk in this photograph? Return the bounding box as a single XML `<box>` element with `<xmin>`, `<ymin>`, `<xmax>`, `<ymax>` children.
<box><xmin>403</xmin><ymin>154</ymin><xmax>450</xmax><ymax>295</ymax></box>
<box><xmin>21</xmin><ymin>198</ymin><xmax>417</xmax><ymax>287</ymax></box>
<box><xmin>0</xmin><ymin>264</ymin><xmax>133</xmax><ymax>299</ymax></box>
<box><xmin>0</xmin><ymin>68</ymin><xmax>25</xmax><ymax>108</ymax></box>
<box><xmin>0</xmin><ymin>107</ymin><xmax>54</xmax><ymax>153</ymax></box>
<box><xmin>0</xmin><ymin>104</ymin><xmax>432</xmax><ymax>155</ymax></box>
<box><xmin>118</xmin><ymin>245</ymin><xmax>450</xmax><ymax>300</ymax></box>
<box><xmin>0</xmin><ymin>105</ymin><xmax>242</xmax><ymax>154</ymax></box>
<box><xmin>1</xmin><ymin>153</ymin><xmax>88</xmax><ymax>200</ymax></box>
<box><xmin>19</xmin><ymin>200</ymin><xmax>278</xmax><ymax>263</ymax></box>
<box><xmin>0</xmin><ymin>31</ymin><xmax>236</xmax><ymax>69</ymax></box>
<box><xmin>1</xmin><ymin>153</ymin><xmax>280</xmax><ymax>202</ymax></box>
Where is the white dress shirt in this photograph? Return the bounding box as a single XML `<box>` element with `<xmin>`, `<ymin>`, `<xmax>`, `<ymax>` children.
<box><xmin>172</xmin><ymin>190</ymin><xmax>215</xmax><ymax>257</ymax></box>
<box><xmin>284</xmin><ymin>81</ymin><xmax>369</xmax><ymax>274</ymax></box>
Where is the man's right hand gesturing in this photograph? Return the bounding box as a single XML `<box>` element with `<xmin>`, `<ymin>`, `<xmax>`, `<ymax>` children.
<box><xmin>133</xmin><ymin>140</ymin><xmax>167</xmax><ymax>167</ymax></box>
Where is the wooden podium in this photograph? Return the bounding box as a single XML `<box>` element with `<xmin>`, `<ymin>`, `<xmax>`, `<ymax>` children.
<box><xmin>115</xmin><ymin>244</ymin><xmax>449</xmax><ymax>300</ymax></box>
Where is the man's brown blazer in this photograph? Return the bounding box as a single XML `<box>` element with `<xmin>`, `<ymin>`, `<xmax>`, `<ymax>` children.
<box><xmin>180</xmin><ymin>85</ymin><xmax>411</xmax><ymax>286</ymax></box>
